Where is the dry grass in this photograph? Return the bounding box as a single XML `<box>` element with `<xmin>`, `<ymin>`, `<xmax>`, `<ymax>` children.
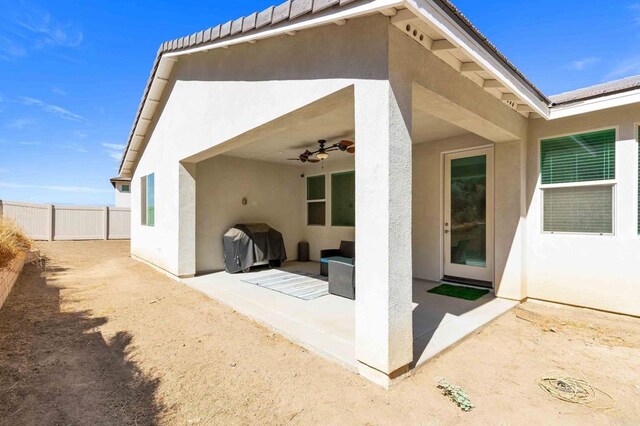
<box><xmin>0</xmin><ymin>218</ymin><xmax>31</xmax><ymax>269</ymax></box>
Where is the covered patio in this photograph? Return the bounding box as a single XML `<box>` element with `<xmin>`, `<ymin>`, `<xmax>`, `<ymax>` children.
<box><xmin>183</xmin><ymin>263</ymin><xmax>518</xmax><ymax>372</ymax></box>
<box><xmin>175</xmin><ymin>68</ymin><xmax>527</xmax><ymax>385</ymax></box>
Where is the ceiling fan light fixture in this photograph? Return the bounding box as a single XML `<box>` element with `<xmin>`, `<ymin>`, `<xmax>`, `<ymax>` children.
<box><xmin>316</xmin><ymin>152</ymin><xmax>329</xmax><ymax>160</ymax></box>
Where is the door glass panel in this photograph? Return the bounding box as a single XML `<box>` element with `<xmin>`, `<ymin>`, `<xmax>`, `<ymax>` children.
<box><xmin>450</xmin><ymin>155</ymin><xmax>487</xmax><ymax>267</ymax></box>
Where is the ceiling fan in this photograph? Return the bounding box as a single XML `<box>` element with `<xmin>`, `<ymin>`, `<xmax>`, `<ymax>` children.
<box><xmin>287</xmin><ymin>139</ymin><xmax>355</xmax><ymax>163</ymax></box>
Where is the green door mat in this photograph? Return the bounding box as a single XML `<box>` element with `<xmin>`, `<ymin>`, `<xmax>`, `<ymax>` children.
<box><xmin>427</xmin><ymin>284</ymin><xmax>489</xmax><ymax>301</ymax></box>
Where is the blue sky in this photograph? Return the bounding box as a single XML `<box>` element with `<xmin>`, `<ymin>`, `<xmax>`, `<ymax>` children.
<box><xmin>0</xmin><ymin>0</ymin><xmax>639</xmax><ymax>205</ymax></box>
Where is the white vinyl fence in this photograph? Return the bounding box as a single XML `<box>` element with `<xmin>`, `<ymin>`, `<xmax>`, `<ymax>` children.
<box><xmin>0</xmin><ymin>200</ymin><xmax>130</xmax><ymax>241</ymax></box>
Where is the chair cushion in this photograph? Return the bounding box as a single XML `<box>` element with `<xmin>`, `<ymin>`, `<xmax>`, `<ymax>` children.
<box><xmin>320</xmin><ymin>256</ymin><xmax>353</xmax><ymax>265</ymax></box>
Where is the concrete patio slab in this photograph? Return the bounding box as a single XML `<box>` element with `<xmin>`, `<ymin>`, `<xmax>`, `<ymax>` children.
<box><xmin>182</xmin><ymin>262</ymin><xmax>519</xmax><ymax>376</ymax></box>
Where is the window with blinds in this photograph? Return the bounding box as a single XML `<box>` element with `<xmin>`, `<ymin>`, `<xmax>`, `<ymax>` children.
<box><xmin>541</xmin><ymin>129</ymin><xmax>615</xmax><ymax>184</ymax></box>
<box><xmin>307</xmin><ymin>175</ymin><xmax>325</xmax><ymax>226</ymax></box>
<box><xmin>541</xmin><ymin>129</ymin><xmax>616</xmax><ymax>235</ymax></box>
<box><xmin>331</xmin><ymin>171</ymin><xmax>355</xmax><ymax>227</ymax></box>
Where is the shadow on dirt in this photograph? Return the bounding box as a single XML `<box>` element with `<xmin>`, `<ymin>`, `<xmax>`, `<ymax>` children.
<box><xmin>0</xmin><ymin>259</ymin><xmax>165</xmax><ymax>425</ymax></box>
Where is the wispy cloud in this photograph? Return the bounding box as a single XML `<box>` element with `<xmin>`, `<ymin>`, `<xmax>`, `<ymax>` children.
<box><xmin>631</xmin><ymin>3</ymin><xmax>640</xmax><ymax>25</ymax></box>
<box><xmin>16</xmin><ymin>96</ymin><xmax>84</xmax><ymax>121</ymax></box>
<box><xmin>0</xmin><ymin>182</ymin><xmax>111</xmax><ymax>194</ymax></box>
<box><xmin>17</xmin><ymin>12</ymin><xmax>83</xmax><ymax>49</ymax></box>
<box><xmin>18</xmin><ymin>141</ymin><xmax>40</xmax><ymax>146</ymax></box>
<box><xmin>0</xmin><ymin>36</ymin><xmax>27</xmax><ymax>60</ymax></box>
<box><xmin>6</xmin><ymin>118</ymin><xmax>33</xmax><ymax>130</ymax></box>
<box><xmin>73</xmin><ymin>130</ymin><xmax>88</xmax><ymax>138</ymax></box>
<box><xmin>0</xmin><ymin>8</ymin><xmax>82</xmax><ymax>61</ymax></box>
<box><xmin>52</xmin><ymin>87</ymin><xmax>66</xmax><ymax>96</ymax></box>
<box><xmin>567</xmin><ymin>57</ymin><xmax>600</xmax><ymax>71</ymax></box>
<box><xmin>606</xmin><ymin>56</ymin><xmax>640</xmax><ymax>78</ymax></box>
<box><xmin>59</xmin><ymin>142</ymin><xmax>88</xmax><ymax>153</ymax></box>
<box><xmin>102</xmin><ymin>143</ymin><xmax>125</xmax><ymax>161</ymax></box>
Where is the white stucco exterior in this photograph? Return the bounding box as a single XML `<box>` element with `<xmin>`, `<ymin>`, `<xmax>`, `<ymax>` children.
<box><xmin>113</xmin><ymin>182</ymin><xmax>131</xmax><ymax>208</ymax></box>
<box><xmin>121</xmin><ymin>4</ymin><xmax>640</xmax><ymax>386</ymax></box>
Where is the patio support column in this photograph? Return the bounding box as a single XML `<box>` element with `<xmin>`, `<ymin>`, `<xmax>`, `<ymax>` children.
<box><xmin>354</xmin><ymin>79</ymin><xmax>413</xmax><ymax>387</ymax></box>
<box><xmin>177</xmin><ymin>161</ymin><xmax>196</xmax><ymax>278</ymax></box>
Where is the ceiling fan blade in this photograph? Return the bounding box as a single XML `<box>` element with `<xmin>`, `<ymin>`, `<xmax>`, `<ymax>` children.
<box><xmin>339</xmin><ymin>140</ymin><xmax>354</xmax><ymax>147</ymax></box>
<box><xmin>287</xmin><ymin>158</ymin><xmax>301</xmax><ymax>161</ymax></box>
<box><xmin>308</xmin><ymin>159</ymin><xmax>320</xmax><ymax>163</ymax></box>
<box><xmin>347</xmin><ymin>146</ymin><xmax>355</xmax><ymax>154</ymax></box>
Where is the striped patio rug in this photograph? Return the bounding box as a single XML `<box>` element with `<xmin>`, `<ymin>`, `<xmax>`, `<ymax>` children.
<box><xmin>241</xmin><ymin>271</ymin><xmax>328</xmax><ymax>301</ymax></box>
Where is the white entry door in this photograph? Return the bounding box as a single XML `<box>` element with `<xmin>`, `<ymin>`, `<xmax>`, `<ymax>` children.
<box><xmin>443</xmin><ymin>147</ymin><xmax>494</xmax><ymax>285</ymax></box>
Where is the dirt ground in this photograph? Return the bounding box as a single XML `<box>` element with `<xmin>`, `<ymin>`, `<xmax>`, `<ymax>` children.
<box><xmin>0</xmin><ymin>241</ymin><xmax>638</xmax><ymax>425</ymax></box>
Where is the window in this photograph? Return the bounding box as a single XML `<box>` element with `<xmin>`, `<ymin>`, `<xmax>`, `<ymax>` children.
<box><xmin>540</xmin><ymin>129</ymin><xmax>616</xmax><ymax>234</ymax></box>
<box><xmin>307</xmin><ymin>175</ymin><xmax>325</xmax><ymax>226</ymax></box>
<box><xmin>141</xmin><ymin>174</ymin><xmax>155</xmax><ymax>226</ymax></box>
<box><xmin>331</xmin><ymin>171</ymin><xmax>355</xmax><ymax>227</ymax></box>
<box><xmin>121</xmin><ymin>184</ymin><xmax>130</xmax><ymax>193</ymax></box>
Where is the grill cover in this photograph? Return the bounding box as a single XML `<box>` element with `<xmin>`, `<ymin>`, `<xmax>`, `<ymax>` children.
<box><xmin>222</xmin><ymin>223</ymin><xmax>287</xmax><ymax>273</ymax></box>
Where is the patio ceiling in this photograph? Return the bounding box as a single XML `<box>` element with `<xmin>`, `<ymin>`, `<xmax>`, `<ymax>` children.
<box><xmin>219</xmin><ymin>91</ymin><xmax>472</xmax><ymax>166</ymax></box>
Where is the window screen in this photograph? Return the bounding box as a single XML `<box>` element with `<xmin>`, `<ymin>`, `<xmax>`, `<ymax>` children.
<box><xmin>307</xmin><ymin>175</ymin><xmax>325</xmax><ymax>226</ymax></box>
<box><xmin>541</xmin><ymin>129</ymin><xmax>615</xmax><ymax>184</ymax></box>
<box><xmin>331</xmin><ymin>171</ymin><xmax>355</xmax><ymax>227</ymax></box>
<box><xmin>307</xmin><ymin>175</ymin><xmax>325</xmax><ymax>200</ymax></box>
<box><xmin>122</xmin><ymin>184</ymin><xmax>130</xmax><ymax>193</ymax></box>
<box><xmin>543</xmin><ymin>185</ymin><xmax>613</xmax><ymax>234</ymax></box>
<box><xmin>307</xmin><ymin>202</ymin><xmax>326</xmax><ymax>226</ymax></box>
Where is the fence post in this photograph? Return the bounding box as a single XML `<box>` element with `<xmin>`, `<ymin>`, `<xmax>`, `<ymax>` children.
<box><xmin>103</xmin><ymin>206</ymin><xmax>109</xmax><ymax>240</ymax></box>
<box><xmin>0</xmin><ymin>200</ymin><xmax>3</xmax><ymax>219</ymax></box>
<box><xmin>48</xmin><ymin>204</ymin><xmax>54</xmax><ymax>241</ymax></box>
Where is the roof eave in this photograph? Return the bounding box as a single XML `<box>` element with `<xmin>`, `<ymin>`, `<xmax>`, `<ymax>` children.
<box><xmin>405</xmin><ymin>0</ymin><xmax>550</xmax><ymax>118</ymax></box>
<box><xmin>549</xmin><ymin>87</ymin><xmax>640</xmax><ymax>120</ymax></box>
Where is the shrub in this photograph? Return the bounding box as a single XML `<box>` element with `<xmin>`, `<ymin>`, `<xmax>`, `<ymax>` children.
<box><xmin>437</xmin><ymin>378</ymin><xmax>474</xmax><ymax>412</ymax></box>
<box><xmin>0</xmin><ymin>218</ymin><xmax>32</xmax><ymax>270</ymax></box>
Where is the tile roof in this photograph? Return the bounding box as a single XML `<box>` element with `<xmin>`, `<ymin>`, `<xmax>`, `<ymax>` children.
<box><xmin>159</xmin><ymin>0</ymin><xmax>358</xmax><ymax>56</ymax></box>
<box><xmin>549</xmin><ymin>75</ymin><xmax>640</xmax><ymax>106</ymax></box>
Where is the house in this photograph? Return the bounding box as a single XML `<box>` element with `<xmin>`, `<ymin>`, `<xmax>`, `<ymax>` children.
<box><xmin>115</xmin><ymin>0</ymin><xmax>640</xmax><ymax>387</ymax></box>
<box><xmin>110</xmin><ymin>176</ymin><xmax>131</xmax><ymax>208</ymax></box>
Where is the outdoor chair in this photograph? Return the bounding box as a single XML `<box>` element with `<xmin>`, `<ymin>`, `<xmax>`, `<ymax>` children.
<box><xmin>328</xmin><ymin>259</ymin><xmax>355</xmax><ymax>300</ymax></box>
<box><xmin>320</xmin><ymin>240</ymin><xmax>355</xmax><ymax>276</ymax></box>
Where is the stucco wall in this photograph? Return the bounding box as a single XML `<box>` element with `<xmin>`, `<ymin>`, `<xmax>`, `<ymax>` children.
<box><xmin>130</xmin><ymin>14</ymin><xmax>390</xmax><ymax>276</ymax></box>
<box><xmin>114</xmin><ymin>183</ymin><xmax>131</xmax><ymax>208</ymax></box>
<box><xmin>527</xmin><ymin>103</ymin><xmax>640</xmax><ymax>316</ymax></box>
<box><xmin>195</xmin><ymin>155</ymin><xmax>304</xmax><ymax>273</ymax></box>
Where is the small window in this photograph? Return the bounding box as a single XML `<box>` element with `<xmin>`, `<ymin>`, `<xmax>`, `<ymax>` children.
<box><xmin>121</xmin><ymin>184</ymin><xmax>130</xmax><ymax>193</ymax></box>
<box><xmin>331</xmin><ymin>171</ymin><xmax>355</xmax><ymax>227</ymax></box>
<box><xmin>141</xmin><ymin>174</ymin><xmax>155</xmax><ymax>226</ymax></box>
<box><xmin>541</xmin><ymin>129</ymin><xmax>616</xmax><ymax>234</ymax></box>
<box><xmin>307</xmin><ymin>175</ymin><xmax>325</xmax><ymax>226</ymax></box>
